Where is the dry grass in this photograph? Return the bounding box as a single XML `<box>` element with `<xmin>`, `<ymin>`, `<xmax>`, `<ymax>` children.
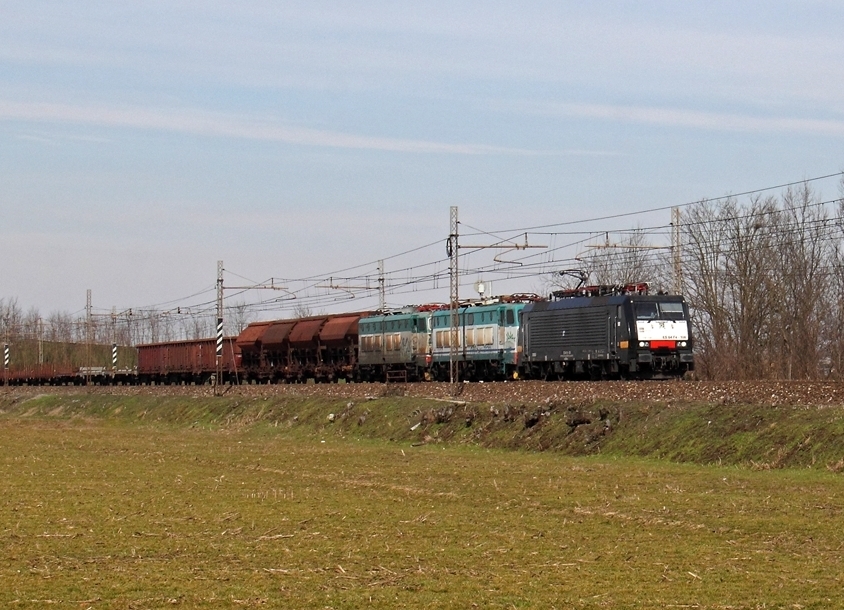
<box><xmin>1</xmin><ymin>415</ymin><xmax>842</xmax><ymax>609</ymax></box>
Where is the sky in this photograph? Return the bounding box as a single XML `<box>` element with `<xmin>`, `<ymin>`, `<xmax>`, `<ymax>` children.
<box><xmin>2</xmin><ymin>1</ymin><xmax>844</xmax><ymax>321</ymax></box>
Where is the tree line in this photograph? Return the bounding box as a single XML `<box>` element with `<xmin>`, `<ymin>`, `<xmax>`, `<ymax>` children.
<box><xmin>0</xmin><ymin>301</ymin><xmax>252</xmax><ymax>348</ymax></box>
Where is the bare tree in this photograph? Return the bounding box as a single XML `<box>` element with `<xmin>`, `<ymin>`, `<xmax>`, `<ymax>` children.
<box><xmin>683</xmin><ymin>199</ymin><xmax>731</xmax><ymax>378</ymax></box>
<box><xmin>681</xmin><ymin>183</ymin><xmax>841</xmax><ymax>380</ymax></box>
<box><xmin>771</xmin><ymin>184</ymin><xmax>832</xmax><ymax>379</ymax></box>
<box><xmin>682</xmin><ymin>196</ymin><xmax>779</xmax><ymax>379</ymax></box>
<box><xmin>46</xmin><ymin>311</ymin><xmax>73</xmax><ymax>342</ymax></box>
<box><xmin>825</xmin><ymin>179</ymin><xmax>844</xmax><ymax>379</ymax></box>
<box><xmin>184</xmin><ymin>313</ymin><xmax>213</xmax><ymax>340</ymax></box>
<box><xmin>0</xmin><ymin>298</ymin><xmax>23</xmax><ymax>342</ymax></box>
<box><xmin>228</xmin><ymin>301</ymin><xmax>252</xmax><ymax>334</ymax></box>
<box><xmin>725</xmin><ymin>195</ymin><xmax>780</xmax><ymax>379</ymax></box>
<box><xmin>585</xmin><ymin>228</ymin><xmax>669</xmax><ymax>289</ymax></box>
<box><xmin>293</xmin><ymin>302</ymin><xmax>313</xmax><ymax>319</ymax></box>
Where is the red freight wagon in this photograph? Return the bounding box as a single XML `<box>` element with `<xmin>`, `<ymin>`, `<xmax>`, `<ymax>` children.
<box><xmin>137</xmin><ymin>337</ymin><xmax>241</xmax><ymax>384</ymax></box>
<box><xmin>0</xmin><ymin>340</ymin><xmax>137</xmax><ymax>386</ymax></box>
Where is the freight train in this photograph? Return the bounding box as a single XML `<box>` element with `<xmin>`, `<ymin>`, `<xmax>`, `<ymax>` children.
<box><xmin>0</xmin><ymin>283</ymin><xmax>693</xmax><ymax>385</ymax></box>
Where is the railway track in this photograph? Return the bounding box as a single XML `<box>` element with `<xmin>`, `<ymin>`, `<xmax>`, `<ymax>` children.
<box><xmin>3</xmin><ymin>380</ymin><xmax>844</xmax><ymax>408</ymax></box>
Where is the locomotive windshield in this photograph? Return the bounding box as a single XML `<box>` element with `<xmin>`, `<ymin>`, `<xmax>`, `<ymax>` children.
<box><xmin>634</xmin><ymin>301</ymin><xmax>685</xmax><ymax>321</ymax></box>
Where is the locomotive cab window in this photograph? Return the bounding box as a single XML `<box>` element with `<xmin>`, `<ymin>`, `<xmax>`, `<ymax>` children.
<box><xmin>634</xmin><ymin>303</ymin><xmax>659</xmax><ymax>320</ymax></box>
<box><xmin>635</xmin><ymin>302</ymin><xmax>686</xmax><ymax>321</ymax></box>
<box><xmin>659</xmin><ymin>302</ymin><xmax>686</xmax><ymax>321</ymax></box>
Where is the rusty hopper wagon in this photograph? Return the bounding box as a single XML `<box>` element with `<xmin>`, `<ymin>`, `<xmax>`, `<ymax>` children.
<box><xmin>238</xmin><ymin>313</ymin><xmax>369</xmax><ymax>383</ymax></box>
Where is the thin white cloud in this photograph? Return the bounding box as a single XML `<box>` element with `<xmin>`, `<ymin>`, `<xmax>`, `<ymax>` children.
<box><xmin>15</xmin><ymin>130</ymin><xmax>111</xmax><ymax>145</ymax></box>
<box><xmin>15</xmin><ymin>133</ymin><xmax>59</xmax><ymax>145</ymax></box>
<box><xmin>507</xmin><ymin>100</ymin><xmax>844</xmax><ymax>138</ymax></box>
<box><xmin>5</xmin><ymin>3</ymin><xmax>844</xmax><ymax>114</ymax></box>
<box><xmin>0</xmin><ymin>99</ymin><xmax>566</xmax><ymax>156</ymax></box>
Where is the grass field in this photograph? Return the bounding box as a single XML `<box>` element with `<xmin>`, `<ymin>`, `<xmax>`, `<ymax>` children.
<box><xmin>1</xmin><ymin>411</ymin><xmax>842</xmax><ymax>609</ymax></box>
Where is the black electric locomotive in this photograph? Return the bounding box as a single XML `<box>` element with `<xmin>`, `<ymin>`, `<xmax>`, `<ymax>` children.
<box><xmin>518</xmin><ymin>283</ymin><xmax>694</xmax><ymax>380</ymax></box>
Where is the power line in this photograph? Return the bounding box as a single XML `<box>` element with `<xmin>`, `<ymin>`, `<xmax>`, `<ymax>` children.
<box><xmin>20</xmin><ymin>171</ymin><xmax>842</xmax><ymax>327</ymax></box>
<box><xmin>471</xmin><ymin>171</ymin><xmax>844</xmax><ymax>235</ymax></box>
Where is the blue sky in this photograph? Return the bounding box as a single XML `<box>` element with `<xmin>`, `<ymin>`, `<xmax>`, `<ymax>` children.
<box><xmin>2</xmin><ymin>1</ymin><xmax>843</xmax><ymax>318</ymax></box>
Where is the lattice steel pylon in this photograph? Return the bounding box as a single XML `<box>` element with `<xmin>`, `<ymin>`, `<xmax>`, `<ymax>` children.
<box><xmin>672</xmin><ymin>207</ymin><xmax>683</xmax><ymax>295</ymax></box>
<box><xmin>86</xmin><ymin>288</ymin><xmax>92</xmax><ymax>385</ymax></box>
<box><xmin>449</xmin><ymin>206</ymin><xmax>459</xmax><ymax>391</ymax></box>
<box><xmin>445</xmin><ymin>207</ymin><xmax>546</xmax><ymax>393</ymax></box>
<box><xmin>213</xmin><ymin>260</ymin><xmax>287</xmax><ymax>393</ymax></box>
<box><xmin>216</xmin><ymin>260</ymin><xmax>224</xmax><ymax>392</ymax></box>
<box><xmin>378</xmin><ymin>259</ymin><xmax>386</xmax><ymax>312</ymax></box>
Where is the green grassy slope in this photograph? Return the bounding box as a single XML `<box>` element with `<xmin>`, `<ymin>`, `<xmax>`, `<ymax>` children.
<box><xmin>2</xmin><ymin>392</ymin><xmax>843</xmax><ymax>471</ymax></box>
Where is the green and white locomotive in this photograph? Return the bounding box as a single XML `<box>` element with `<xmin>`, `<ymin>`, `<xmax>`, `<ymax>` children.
<box><xmin>428</xmin><ymin>295</ymin><xmax>540</xmax><ymax>381</ymax></box>
<box><xmin>357</xmin><ymin>305</ymin><xmax>441</xmax><ymax>382</ymax></box>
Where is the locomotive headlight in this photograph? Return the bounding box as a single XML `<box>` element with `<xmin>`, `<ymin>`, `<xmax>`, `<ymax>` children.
<box><xmin>678</xmin><ymin>341</ymin><xmax>687</xmax><ymax>348</ymax></box>
<box><xmin>638</xmin><ymin>341</ymin><xmax>649</xmax><ymax>348</ymax></box>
